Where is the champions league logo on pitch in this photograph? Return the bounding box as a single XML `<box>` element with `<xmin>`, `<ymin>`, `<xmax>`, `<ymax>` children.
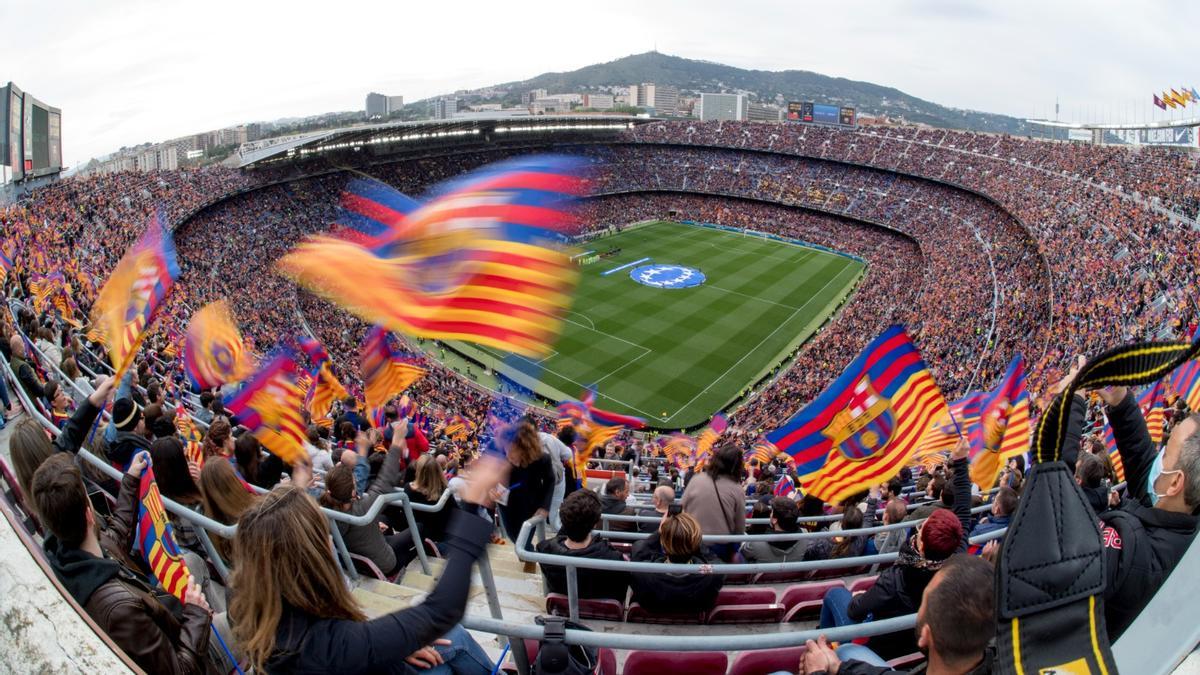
<box><xmin>629</xmin><ymin>264</ymin><xmax>706</xmax><ymax>289</ymax></box>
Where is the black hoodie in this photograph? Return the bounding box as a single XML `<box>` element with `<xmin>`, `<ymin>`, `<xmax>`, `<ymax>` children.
<box><xmin>629</xmin><ymin>548</ymin><xmax>724</xmax><ymax>614</ymax></box>
<box><xmin>535</xmin><ymin>534</ymin><xmax>630</xmax><ymax>601</ymax></box>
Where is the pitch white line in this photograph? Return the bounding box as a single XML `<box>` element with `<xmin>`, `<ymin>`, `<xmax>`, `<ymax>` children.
<box><xmin>662</xmin><ymin>263</ymin><xmax>857</xmax><ymax>423</ymax></box>
<box><xmin>706</xmin><ymin>284</ymin><xmax>803</xmax><ymax>310</ymax></box>
<box><xmin>593</xmin><ymin>349</ymin><xmax>654</xmax><ymax>386</ymax></box>
<box><xmin>562</xmin><ymin>317</ymin><xmax>651</xmax><ymax>354</ymax></box>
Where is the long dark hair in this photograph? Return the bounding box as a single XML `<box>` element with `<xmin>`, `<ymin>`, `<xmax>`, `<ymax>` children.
<box><xmin>149</xmin><ymin>437</ymin><xmax>201</xmax><ymax>505</ymax></box>
<box><xmin>706</xmin><ymin>443</ymin><xmax>743</xmax><ymax>482</ymax></box>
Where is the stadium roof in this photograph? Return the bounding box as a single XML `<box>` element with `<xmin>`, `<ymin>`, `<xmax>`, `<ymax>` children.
<box><xmin>236</xmin><ymin>115</ymin><xmax>649</xmax><ymax>169</ymax></box>
<box><xmin>1025</xmin><ymin>116</ymin><xmax>1200</xmax><ymax>131</ymax></box>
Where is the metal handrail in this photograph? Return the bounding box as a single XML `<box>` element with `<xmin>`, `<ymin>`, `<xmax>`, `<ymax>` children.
<box><xmin>515</xmin><ymin>513</ymin><xmax>1007</xmax><ymax>622</ymax></box>
<box><xmin>601</xmin><ymin>501</ymin><xmax>996</xmax><ymax>532</ymax></box>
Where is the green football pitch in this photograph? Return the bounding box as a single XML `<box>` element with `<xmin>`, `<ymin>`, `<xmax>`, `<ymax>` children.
<box><xmin>450</xmin><ymin>221</ymin><xmax>864</xmax><ymax>429</ymax></box>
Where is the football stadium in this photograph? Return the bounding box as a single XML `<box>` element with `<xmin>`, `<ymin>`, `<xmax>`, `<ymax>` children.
<box><xmin>2</xmin><ymin>5</ymin><xmax>1200</xmax><ymax>674</ymax></box>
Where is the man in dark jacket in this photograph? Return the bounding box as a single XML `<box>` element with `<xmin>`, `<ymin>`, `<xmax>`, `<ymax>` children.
<box><xmin>9</xmin><ymin>333</ymin><xmax>45</xmax><ymax>402</ymax></box>
<box><xmin>1085</xmin><ymin>386</ymin><xmax>1200</xmax><ymax>640</ymax></box>
<box><xmin>636</xmin><ymin>484</ymin><xmax>674</xmax><ymax>533</ymax></box>
<box><xmin>32</xmin><ymin>452</ymin><xmax>215</xmax><ymax>674</ymax></box>
<box><xmin>599</xmin><ymin>476</ymin><xmax>636</xmax><ymax>532</ymax></box>
<box><xmin>535</xmin><ymin>490</ymin><xmax>629</xmax><ymax>601</ymax></box>
<box><xmin>741</xmin><ymin>495</ymin><xmax>808</xmax><ymax>562</ymax></box>
<box><xmin>108</xmin><ymin>397</ymin><xmax>153</xmax><ymax>469</ymax></box>
<box><xmin>801</xmin><ymin>555</ymin><xmax>995</xmax><ymax>675</ymax></box>
<box><xmin>968</xmin><ymin>486</ymin><xmax>1017</xmax><ymax>538</ymax></box>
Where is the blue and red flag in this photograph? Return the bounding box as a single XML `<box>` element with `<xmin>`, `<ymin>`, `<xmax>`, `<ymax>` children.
<box><xmin>184</xmin><ymin>301</ymin><xmax>254</xmax><ymax>390</ymax></box>
<box><xmin>774</xmin><ymin>474</ymin><xmax>796</xmax><ymax>498</ymax></box>
<box><xmin>297</xmin><ymin>335</ymin><xmax>329</xmax><ymax>373</ymax></box>
<box><xmin>967</xmin><ymin>354</ymin><xmax>1031</xmax><ymax>490</ymax></box>
<box><xmin>1099</xmin><ymin>416</ymin><xmax>1126</xmax><ymax>483</ymax></box>
<box><xmin>89</xmin><ymin>211</ymin><xmax>180</xmax><ymax>379</ymax></box>
<box><xmin>1168</xmin><ymin>358</ymin><xmax>1200</xmax><ymax>412</ymax></box>
<box><xmin>766</xmin><ymin>325</ymin><xmax>948</xmax><ymax>503</ymax></box>
<box><xmin>135</xmin><ymin>460</ymin><xmax>190</xmax><ymax>601</ymax></box>
<box><xmin>359</xmin><ymin>326</ymin><xmax>427</xmax><ymax>411</ymax></box>
<box><xmin>278</xmin><ymin>156</ymin><xmax>586</xmax><ymax>358</ymax></box>
<box><xmin>225</xmin><ymin>350</ymin><xmax>308</xmax><ymax>465</ymax></box>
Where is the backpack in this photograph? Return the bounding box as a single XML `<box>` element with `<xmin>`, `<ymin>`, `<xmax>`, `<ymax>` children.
<box><xmin>533</xmin><ymin>616</ymin><xmax>599</xmax><ymax>675</ymax></box>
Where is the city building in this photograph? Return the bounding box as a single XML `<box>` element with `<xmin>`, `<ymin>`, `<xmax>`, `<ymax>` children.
<box><xmin>523</xmin><ymin>89</ymin><xmax>548</xmax><ymax>105</ymax></box>
<box><xmin>747</xmin><ymin>102</ymin><xmax>783</xmax><ymax>122</ymax></box>
<box><xmin>366</xmin><ymin>92</ymin><xmax>388</xmax><ymax>118</ymax></box>
<box><xmin>582</xmin><ymin>93</ymin><xmax>614</xmax><ymax>110</ymax></box>
<box><xmin>366</xmin><ymin>92</ymin><xmax>404</xmax><ymax>118</ymax></box>
<box><xmin>699</xmin><ymin>93</ymin><xmax>747</xmax><ymax>121</ymax></box>
<box><xmin>629</xmin><ymin>83</ymin><xmax>680</xmax><ymax>115</ymax></box>
<box><xmin>429</xmin><ymin>97</ymin><xmax>458</xmax><ymax>119</ymax></box>
<box><xmin>530</xmin><ymin>98</ymin><xmax>568</xmax><ymax>114</ymax></box>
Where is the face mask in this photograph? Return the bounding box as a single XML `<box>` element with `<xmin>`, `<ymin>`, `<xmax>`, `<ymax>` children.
<box><xmin>1147</xmin><ymin>450</ymin><xmax>1182</xmax><ymax>506</ymax></box>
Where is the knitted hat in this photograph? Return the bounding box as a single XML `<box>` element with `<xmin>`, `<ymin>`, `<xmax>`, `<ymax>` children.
<box><xmin>112</xmin><ymin>398</ymin><xmax>142</xmax><ymax>433</ymax></box>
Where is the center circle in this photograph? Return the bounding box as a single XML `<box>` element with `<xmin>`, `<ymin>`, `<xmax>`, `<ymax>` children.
<box><xmin>629</xmin><ymin>264</ymin><xmax>706</xmax><ymax>289</ymax></box>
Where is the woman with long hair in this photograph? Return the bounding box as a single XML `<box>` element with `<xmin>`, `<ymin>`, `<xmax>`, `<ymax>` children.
<box><xmin>202</xmin><ymin>418</ymin><xmax>234</xmax><ymax>460</ymax></box>
<box><xmin>681</xmin><ymin>442</ymin><xmax>746</xmax><ymax>561</ymax></box>
<box><xmin>229</xmin><ymin>457</ymin><xmax>506</xmax><ymax>673</ymax></box>
<box><xmin>198</xmin><ymin>458</ymin><xmax>259</xmax><ymax>564</ymax></box>
<box><xmin>406</xmin><ymin>453</ymin><xmax>452</xmax><ymax>544</ymax></box>
<box><xmin>495</xmin><ymin>418</ymin><xmax>555</xmax><ymax>543</ymax></box>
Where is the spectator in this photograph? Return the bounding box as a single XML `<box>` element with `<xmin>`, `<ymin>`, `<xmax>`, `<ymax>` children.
<box><xmin>201</xmin><ymin>418</ymin><xmax>234</xmax><ymax>461</ymax></box>
<box><xmin>32</xmin><ymin>452</ymin><xmax>216</xmax><ymax>674</ymax></box>
<box><xmin>630</xmin><ymin>511</ymin><xmax>724</xmax><ymax>614</ymax></box>
<box><xmin>741</xmin><ymin>496</ymin><xmax>807</xmax><ymax>562</ymax></box>
<box><xmin>905</xmin><ymin>476</ymin><xmax>950</xmax><ymax>522</ymax></box>
<box><xmin>874</xmin><ymin>500</ymin><xmax>911</xmax><ymax>555</ymax></box>
<box><xmin>535</xmin><ymin>490</ymin><xmax>629</xmax><ymax>602</ymax></box>
<box><xmin>637</xmin><ymin>484</ymin><xmax>675</xmax><ymax>533</ymax></box>
<box><xmin>682</xmin><ymin>443</ymin><xmax>746</xmax><ymax>560</ymax></box>
<box><xmin>599</xmin><ymin>476</ymin><xmax>636</xmax><ymax>533</ymax></box>
<box><xmin>228</xmin><ymin>458</ymin><xmax>504</xmax><ymax>674</ymax></box>
<box><xmin>496</xmin><ymin>419</ymin><xmax>554</xmax><ymax>543</ymax></box>
<box><xmin>801</xmin><ymin>555</ymin><xmax>996</xmax><ymax>675</ymax></box>
<box><xmin>8</xmin><ymin>376</ymin><xmax>114</xmax><ymax>499</ymax></box>
<box><xmin>970</xmin><ymin>486</ymin><xmax>1018</xmax><ymax>538</ymax></box>
<box><xmin>198</xmin><ymin>457</ymin><xmax>259</xmax><ymax>565</ymax></box>
<box><xmin>539</xmin><ymin>425</ymin><xmax>574</xmax><ymax>530</ymax></box>
<box><xmin>320</xmin><ymin>422</ymin><xmax>408</xmax><ymax>577</ymax></box>
<box><xmin>194</xmin><ymin>390</ymin><xmax>215</xmax><ymax>425</ymax></box>
<box><xmin>108</xmin><ymin>397</ymin><xmax>152</xmax><ymax>470</ymax></box>
<box><xmin>10</xmin><ymin>333</ymin><xmax>45</xmax><ymax>402</ymax></box>
<box><xmin>1089</xmin><ymin>386</ymin><xmax>1200</xmax><ymax>639</ymax></box>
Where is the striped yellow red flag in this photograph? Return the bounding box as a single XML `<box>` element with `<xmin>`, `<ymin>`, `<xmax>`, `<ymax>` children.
<box><xmin>224</xmin><ymin>351</ymin><xmax>308</xmax><ymax>465</ymax></box>
<box><xmin>90</xmin><ymin>213</ymin><xmax>180</xmax><ymax>379</ymax></box>
<box><xmin>359</xmin><ymin>326</ymin><xmax>426</xmax><ymax>410</ymax></box>
<box><xmin>184</xmin><ymin>301</ymin><xmax>254</xmax><ymax>389</ymax></box>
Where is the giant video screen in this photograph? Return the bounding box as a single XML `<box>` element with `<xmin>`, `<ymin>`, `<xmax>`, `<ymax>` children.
<box><xmin>812</xmin><ymin>104</ymin><xmax>840</xmax><ymax>125</ymax></box>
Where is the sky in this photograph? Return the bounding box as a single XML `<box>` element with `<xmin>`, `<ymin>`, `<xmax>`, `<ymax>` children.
<box><xmin>4</xmin><ymin>0</ymin><xmax>1198</xmax><ymax>167</ymax></box>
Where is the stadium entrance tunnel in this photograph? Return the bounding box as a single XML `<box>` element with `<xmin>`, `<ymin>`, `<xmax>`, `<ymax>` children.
<box><xmin>629</xmin><ymin>264</ymin><xmax>706</xmax><ymax>289</ymax></box>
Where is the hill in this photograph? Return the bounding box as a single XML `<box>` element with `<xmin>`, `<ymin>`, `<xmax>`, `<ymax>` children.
<box><xmin>479</xmin><ymin>51</ymin><xmax>1024</xmax><ymax>134</ymax></box>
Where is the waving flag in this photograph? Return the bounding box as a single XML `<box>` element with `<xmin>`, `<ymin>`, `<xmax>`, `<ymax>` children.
<box><xmin>174</xmin><ymin>402</ymin><xmax>206</xmax><ymax>467</ymax></box>
<box><xmin>1100</xmin><ymin>417</ymin><xmax>1126</xmax><ymax>483</ymax></box>
<box><xmin>968</xmin><ymin>354</ymin><xmax>1031</xmax><ymax>490</ymax></box>
<box><xmin>745</xmin><ymin>439</ymin><xmax>777</xmax><ymax>466</ymax></box>
<box><xmin>225</xmin><ymin>351</ymin><xmax>308</xmax><ymax>465</ymax></box>
<box><xmin>581</xmin><ymin>388</ymin><xmax>646</xmax><ymax>429</ymax></box>
<box><xmin>1168</xmin><ymin>358</ymin><xmax>1200</xmax><ymax>411</ymax></box>
<box><xmin>1138</xmin><ymin>379</ymin><xmax>1168</xmax><ymax>446</ymax></box>
<box><xmin>277</xmin><ymin>156</ymin><xmax>586</xmax><ymax>358</ymax></box>
<box><xmin>359</xmin><ymin>326</ymin><xmax>427</xmax><ymax>410</ymax></box>
<box><xmin>297</xmin><ymin>335</ymin><xmax>329</xmax><ymax>371</ymax></box>
<box><xmin>774</xmin><ymin>474</ymin><xmax>796</xmax><ymax>498</ymax></box>
<box><xmin>767</xmin><ymin>325</ymin><xmax>948</xmax><ymax>503</ymax></box>
<box><xmin>444</xmin><ymin>414</ymin><xmax>476</xmax><ymax>442</ymax></box>
<box><xmin>0</xmin><ymin>248</ymin><xmax>12</xmax><ymax>286</ymax></box>
<box><xmin>135</xmin><ymin>461</ymin><xmax>190</xmax><ymax>601</ymax></box>
<box><xmin>90</xmin><ymin>213</ymin><xmax>180</xmax><ymax>379</ymax></box>
<box><xmin>306</xmin><ymin>362</ymin><xmax>347</xmax><ymax>428</ymax></box>
<box><xmin>913</xmin><ymin>392</ymin><xmax>981</xmax><ymax>459</ymax></box>
<box><xmin>184</xmin><ymin>301</ymin><xmax>254</xmax><ymax>390</ymax></box>
<box><xmin>1154</xmin><ymin>94</ymin><xmax>1167</xmax><ymax>110</ymax></box>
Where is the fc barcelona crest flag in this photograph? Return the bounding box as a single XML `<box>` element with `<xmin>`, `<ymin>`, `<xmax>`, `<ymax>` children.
<box><xmin>135</xmin><ymin>459</ymin><xmax>190</xmax><ymax>601</ymax></box>
<box><xmin>766</xmin><ymin>325</ymin><xmax>948</xmax><ymax>503</ymax></box>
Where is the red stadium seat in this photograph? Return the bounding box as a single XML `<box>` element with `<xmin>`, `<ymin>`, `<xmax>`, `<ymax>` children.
<box><xmin>849</xmin><ymin>575</ymin><xmax>878</xmax><ymax>594</ymax></box>
<box><xmin>625</xmin><ymin>602</ymin><xmax>706</xmax><ymax>625</ymax></box>
<box><xmin>887</xmin><ymin>652</ymin><xmax>926</xmax><ymax>669</ymax></box>
<box><xmin>545</xmin><ymin>593</ymin><xmax>625</xmax><ymax>621</ymax></box>
<box><xmin>780</xmin><ymin>580</ymin><xmax>847</xmax><ymax>622</ymax></box>
<box><xmin>752</xmin><ymin>570</ymin><xmax>811</xmax><ymax>584</ymax></box>
<box><xmin>624</xmin><ymin>650</ymin><xmax>728</xmax><ymax>675</ymax></box>
<box><xmin>348</xmin><ymin>553</ymin><xmax>399</xmax><ymax>583</ymax></box>
<box><xmin>728</xmin><ymin>646</ymin><xmax>808</xmax><ymax>675</ymax></box>
<box><xmin>809</xmin><ymin>563</ymin><xmax>870</xmax><ymax>580</ymax></box>
<box><xmin>714</xmin><ymin>587</ymin><xmax>777</xmax><ymax>605</ymax></box>
<box><xmin>723</xmin><ymin>572</ymin><xmax>758</xmax><ymax>585</ymax></box>
<box><xmin>706</xmin><ymin>603</ymin><xmax>785</xmax><ymax>624</ymax></box>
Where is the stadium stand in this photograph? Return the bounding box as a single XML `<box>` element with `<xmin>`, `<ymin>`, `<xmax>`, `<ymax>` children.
<box><xmin>1</xmin><ymin>116</ymin><xmax>1199</xmax><ymax>673</ymax></box>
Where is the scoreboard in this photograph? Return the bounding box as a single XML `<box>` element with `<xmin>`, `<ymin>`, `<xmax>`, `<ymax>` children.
<box><xmin>1</xmin><ymin>82</ymin><xmax>62</xmax><ymax>182</ymax></box>
<box><xmin>787</xmin><ymin>100</ymin><xmax>855</xmax><ymax>127</ymax></box>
